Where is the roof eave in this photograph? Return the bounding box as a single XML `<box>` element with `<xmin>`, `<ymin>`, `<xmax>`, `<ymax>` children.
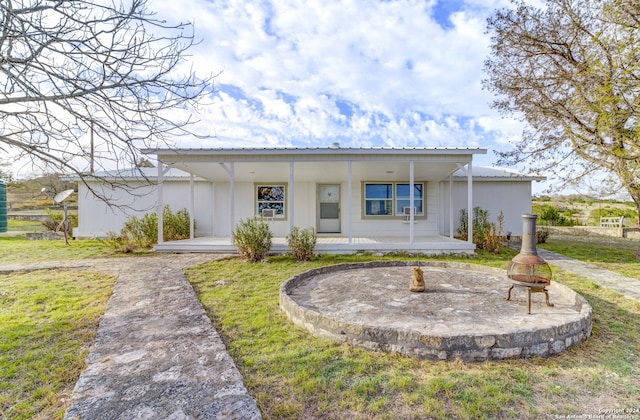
<box><xmin>452</xmin><ymin>176</ymin><xmax>547</xmax><ymax>182</ymax></box>
<box><xmin>141</xmin><ymin>147</ymin><xmax>488</xmax><ymax>157</ymax></box>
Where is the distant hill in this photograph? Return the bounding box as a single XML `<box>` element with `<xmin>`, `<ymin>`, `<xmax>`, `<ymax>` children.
<box><xmin>6</xmin><ymin>174</ymin><xmax>77</xmax><ymax>210</ymax></box>
<box><xmin>533</xmin><ymin>196</ymin><xmax>638</xmax><ymax>227</ymax></box>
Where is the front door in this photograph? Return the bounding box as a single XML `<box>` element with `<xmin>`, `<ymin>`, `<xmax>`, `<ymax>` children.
<box><xmin>318</xmin><ymin>184</ymin><xmax>340</xmax><ymax>233</ymax></box>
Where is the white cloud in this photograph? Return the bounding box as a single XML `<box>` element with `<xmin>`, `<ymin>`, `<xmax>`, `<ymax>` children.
<box><xmin>11</xmin><ymin>0</ymin><xmax>533</xmax><ymax>178</ymax></box>
<box><xmin>151</xmin><ymin>0</ymin><xmax>521</xmax><ymax>153</ymax></box>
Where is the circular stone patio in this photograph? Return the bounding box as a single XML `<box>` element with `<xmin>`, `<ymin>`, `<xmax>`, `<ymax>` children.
<box><xmin>280</xmin><ymin>261</ymin><xmax>593</xmax><ymax>362</ymax></box>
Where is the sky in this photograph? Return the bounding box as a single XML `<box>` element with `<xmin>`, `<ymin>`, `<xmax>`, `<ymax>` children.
<box><xmin>148</xmin><ymin>0</ymin><xmax>542</xmax><ymax>184</ymax></box>
<box><xmin>6</xmin><ymin>0</ymin><xmax>558</xmax><ymax>193</ymax></box>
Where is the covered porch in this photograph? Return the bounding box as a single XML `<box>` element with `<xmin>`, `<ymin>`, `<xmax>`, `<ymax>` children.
<box><xmin>154</xmin><ymin>234</ymin><xmax>474</xmax><ymax>255</ymax></box>
<box><xmin>143</xmin><ymin>146</ymin><xmax>486</xmax><ymax>255</ymax></box>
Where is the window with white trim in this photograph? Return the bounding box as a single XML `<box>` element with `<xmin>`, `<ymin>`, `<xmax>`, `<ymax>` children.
<box><xmin>363</xmin><ymin>182</ymin><xmax>425</xmax><ymax>217</ymax></box>
<box><xmin>256</xmin><ymin>184</ymin><xmax>286</xmax><ymax>218</ymax></box>
<box><xmin>395</xmin><ymin>183</ymin><xmax>424</xmax><ymax>216</ymax></box>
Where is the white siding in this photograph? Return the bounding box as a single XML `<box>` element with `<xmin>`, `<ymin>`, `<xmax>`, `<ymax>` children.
<box><xmin>439</xmin><ymin>180</ymin><xmax>533</xmax><ymax>236</ymax></box>
<box><xmin>74</xmin><ymin>167</ymin><xmax>536</xmax><ymax>241</ymax></box>
<box><xmin>292</xmin><ymin>182</ymin><xmax>315</xmax><ymax>230</ymax></box>
<box><xmin>350</xmin><ymin>182</ymin><xmax>439</xmax><ymax>237</ymax></box>
<box><xmin>74</xmin><ymin>180</ymin><xmax>213</xmax><ymax>238</ymax></box>
<box><xmin>210</xmin><ymin>179</ymin><xmax>441</xmax><ymax>239</ymax></box>
<box><xmin>163</xmin><ymin>181</ymin><xmax>214</xmax><ymax>236</ymax></box>
<box><xmin>74</xmin><ymin>182</ymin><xmax>157</xmax><ymax>238</ymax></box>
<box><xmin>211</xmin><ymin>181</ymin><xmax>317</xmax><ymax>237</ymax></box>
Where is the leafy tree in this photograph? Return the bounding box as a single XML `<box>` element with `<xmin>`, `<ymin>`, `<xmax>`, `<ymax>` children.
<box><xmin>534</xmin><ymin>204</ymin><xmax>576</xmax><ymax>226</ymax></box>
<box><xmin>484</xmin><ymin>0</ymin><xmax>640</xmax><ymax>224</ymax></box>
<box><xmin>0</xmin><ymin>0</ymin><xmax>214</xmax><ymax>193</ymax></box>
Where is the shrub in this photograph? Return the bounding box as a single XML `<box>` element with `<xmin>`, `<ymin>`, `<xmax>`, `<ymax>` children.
<box><xmin>534</xmin><ymin>204</ymin><xmax>576</xmax><ymax>226</ymax></box>
<box><xmin>233</xmin><ymin>216</ymin><xmax>272</xmax><ymax>262</ymax></box>
<box><xmin>42</xmin><ymin>209</ymin><xmax>78</xmax><ymax>232</ymax></box>
<box><xmin>536</xmin><ymin>228</ymin><xmax>549</xmax><ymax>244</ymax></box>
<box><xmin>103</xmin><ymin>231</ymin><xmax>136</xmax><ymax>253</ymax></box>
<box><xmin>287</xmin><ymin>227</ymin><xmax>317</xmax><ymax>261</ymax></box>
<box><xmin>164</xmin><ymin>207</ymin><xmax>191</xmax><ymax>240</ymax></box>
<box><xmin>123</xmin><ymin>212</ymin><xmax>157</xmax><ymax>248</ymax></box>
<box><xmin>482</xmin><ymin>211</ymin><xmax>504</xmax><ymax>253</ymax></box>
<box><xmin>105</xmin><ymin>205</ymin><xmax>191</xmax><ymax>253</ymax></box>
<box><xmin>457</xmin><ymin>207</ymin><xmax>490</xmax><ymax>246</ymax></box>
<box><xmin>457</xmin><ymin>207</ymin><xmax>504</xmax><ymax>253</ymax></box>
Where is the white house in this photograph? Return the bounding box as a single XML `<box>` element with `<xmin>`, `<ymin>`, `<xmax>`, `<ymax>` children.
<box><xmin>440</xmin><ymin>165</ymin><xmax>545</xmax><ymax>238</ymax></box>
<box><xmin>73</xmin><ymin>146</ymin><xmax>543</xmax><ymax>254</ymax></box>
<box><xmin>73</xmin><ymin>167</ymin><xmax>213</xmax><ymax>239</ymax></box>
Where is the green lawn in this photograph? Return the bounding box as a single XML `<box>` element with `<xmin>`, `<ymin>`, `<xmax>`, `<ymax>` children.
<box><xmin>0</xmin><ymin>269</ymin><xmax>116</xmax><ymax>419</ymax></box>
<box><xmin>540</xmin><ymin>235</ymin><xmax>640</xmax><ymax>280</ymax></box>
<box><xmin>0</xmin><ymin>237</ymin><xmax>122</xmax><ymax>419</ymax></box>
<box><xmin>2</xmin><ymin>235</ymin><xmax>639</xmax><ymax>419</ymax></box>
<box><xmin>5</xmin><ymin>219</ymin><xmax>44</xmax><ymax>233</ymax></box>
<box><xmin>0</xmin><ymin>236</ymin><xmax>128</xmax><ymax>264</ymax></box>
<box><xmin>187</xmin><ymin>250</ymin><xmax>640</xmax><ymax>419</ymax></box>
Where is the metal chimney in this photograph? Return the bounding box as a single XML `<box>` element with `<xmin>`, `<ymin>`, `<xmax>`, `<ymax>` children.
<box><xmin>506</xmin><ymin>214</ymin><xmax>554</xmax><ymax>314</ymax></box>
<box><xmin>507</xmin><ymin>214</ymin><xmax>551</xmax><ymax>284</ymax></box>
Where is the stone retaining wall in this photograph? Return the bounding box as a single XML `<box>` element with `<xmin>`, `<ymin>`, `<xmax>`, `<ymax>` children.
<box><xmin>543</xmin><ymin>225</ymin><xmax>640</xmax><ymax>239</ymax></box>
<box><xmin>280</xmin><ymin>261</ymin><xmax>593</xmax><ymax>362</ymax></box>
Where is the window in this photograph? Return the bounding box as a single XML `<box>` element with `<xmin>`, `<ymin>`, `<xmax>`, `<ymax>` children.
<box><xmin>364</xmin><ymin>183</ymin><xmax>393</xmax><ymax>216</ymax></box>
<box><xmin>256</xmin><ymin>184</ymin><xmax>286</xmax><ymax>218</ymax></box>
<box><xmin>395</xmin><ymin>183</ymin><xmax>423</xmax><ymax>216</ymax></box>
<box><xmin>363</xmin><ymin>182</ymin><xmax>425</xmax><ymax>217</ymax></box>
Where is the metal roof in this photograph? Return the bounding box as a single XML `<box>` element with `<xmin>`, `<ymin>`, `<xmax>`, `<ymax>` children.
<box><xmin>65</xmin><ymin>167</ymin><xmax>198</xmax><ymax>182</ymax></box>
<box><xmin>78</xmin><ymin>165</ymin><xmax>541</xmax><ymax>182</ymax></box>
<box><xmin>453</xmin><ymin>166</ymin><xmax>546</xmax><ymax>181</ymax></box>
<box><xmin>142</xmin><ymin>146</ymin><xmax>487</xmax><ymax>156</ymax></box>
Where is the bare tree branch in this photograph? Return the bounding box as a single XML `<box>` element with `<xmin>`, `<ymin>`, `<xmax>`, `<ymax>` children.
<box><xmin>484</xmin><ymin>0</ymin><xmax>640</xmax><ymax>222</ymax></box>
<box><xmin>0</xmin><ymin>0</ymin><xmax>217</xmax><ymax>202</ymax></box>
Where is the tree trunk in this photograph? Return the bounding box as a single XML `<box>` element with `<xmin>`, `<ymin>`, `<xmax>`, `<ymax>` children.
<box><xmin>634</xmin><ymin>199</ymin><xmax>640</xmax><ymax>259</ymax></box>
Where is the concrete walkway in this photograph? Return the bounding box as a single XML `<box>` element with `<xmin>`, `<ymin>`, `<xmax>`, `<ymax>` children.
<box><xmin>538</xmin><ymin>249</ymin><xmax>640</xmax><ymax>303</ymax></box>
<box><xmin>1</xmin><ymin>254</ymin><xmax>261</xmax><ymax>419</ymax></box>
<box><xmin>2</xmin><ymin>248</ymin><xmax>638</xmax><ymax>419</ymax></box>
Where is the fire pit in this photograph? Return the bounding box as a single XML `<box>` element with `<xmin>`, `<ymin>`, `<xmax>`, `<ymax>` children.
<box><xmin>280</xmin><ymin>261</ymin><xmax>593</xmax><ymax>361</ymax></box>
<box><xmin>506</xmin><ymin>214</ymin><xmax>554</xmax><ymax>314</ymax></box>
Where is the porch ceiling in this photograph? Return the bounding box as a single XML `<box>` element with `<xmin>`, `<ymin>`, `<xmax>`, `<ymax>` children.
<box><xmin>165</xmin><ymin>160</ymin><xmax>465</xmax><ymax>183</ymax></box>
<box><xmin>149</xmin><ymin>147</ymin><xmax>485</xmax><ymax>183</ymax></box>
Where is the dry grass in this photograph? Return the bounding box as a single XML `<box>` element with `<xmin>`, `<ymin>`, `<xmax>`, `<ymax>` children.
<box><xmin>540</xmin><ymin>235</ymin><xmax>640</xmax><ymax>279</ymax></box>
<box><xmin>0</xmin><ymin>237</ymin><xmax>128</xmax><ymax>264</ymax></box>
<box><xmin>0</xmin><ymin>270</ymin><xmax>116</xmax><ymax>419</ymax></box>
<box><xmin>187</xmin><ymin>251</ymin><xmax>640</xmax><ymax>419</ymax></box>
<box><xmin>2</xmin><ymin>232</ymin><xmax>638</xmax><ymax>419</ymax></box>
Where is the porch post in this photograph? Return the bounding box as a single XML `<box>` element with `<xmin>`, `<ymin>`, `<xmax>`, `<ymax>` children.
<box><xmin>157</xmin><ymin>162</ymin><xmax>164</xmax><ymax>244</ymax></box>
<box><xmin>467</xmin><ymin>160</ymin><xmax>473</xmax><ymax>245</ymax></box>
<box><xmin>229</xmin><ymin>162</ymin><xmax>235</xmax><ymax>244</ymax></box>
<box><xmin>289</xmin><ymin>161</ymin><xmax>294</xmax><ymax>233</ymax></box>
<box><xmin>409</xmin><ymin>160</ymin><xmax>415</xmax><ymax>244</ymax></box>
<box><xmin>218</xmin><ymin>162</ymin><xmax>235</xmax><ymax>243</ymax></box>
<box><xmin>449</xmin><ymin>173</ymin><xmax>454</xmax><ymax>238</ymax></box>
<box><xmin>211</xmin><ymin>182</ymin><xmax>216</xmax><ymax>237</ymax></box>
<box><xmin>347</xmin><ymin>160</ymin><xmax>353</xmax><ymax>243</ymax></box>
<box><xmin>189</xmin><ymin>173</ymin><xmax>195</xmax><ymax>239</ymax></box>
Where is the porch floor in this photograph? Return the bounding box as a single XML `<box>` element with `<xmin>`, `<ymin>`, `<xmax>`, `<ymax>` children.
<box><xmin>154</xmin><ymin>235</ymin><xmax>475</xmax><ymax>255</ymax></box>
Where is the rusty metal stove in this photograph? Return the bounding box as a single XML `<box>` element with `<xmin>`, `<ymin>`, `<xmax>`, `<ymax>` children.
<box><xmin>506</xmin><ymin>214</ymin><xmax>554</xmax><ymax>314</ymax></box>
